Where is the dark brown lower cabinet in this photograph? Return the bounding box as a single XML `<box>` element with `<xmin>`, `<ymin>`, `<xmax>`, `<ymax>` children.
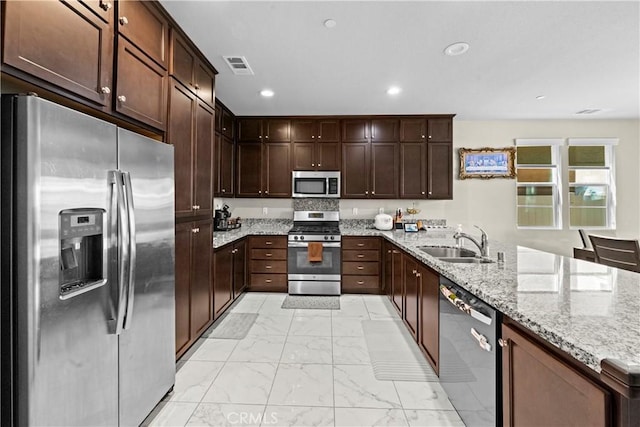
<box><xmin>383</xmin><ymin>241</ymin><xmax>393</xmax><ymax>296</ymax></box>
<box><xmin>175</xmin><ymin>219</ymin><xmax>213</xmax><ymax>358</ymax></box>
<box><xmin>247</xmin><ymin>236</ymin><xmax>288</xmax><ymax>292</ymax></box>
<box><xmin>403</xmin><ymin>255</ymin><xmax>419</xmax><ymax>339</ymax></box>
<box><xmin>341</xmin><ymin>237</ymin><xmax>382</xmax><ymax>294</ymax></box>
<box><xmin>418</xmin><ymin>264</ymin><xmax>439</xmax><ymax>374</ymax></box>
<box><xmin>213</xmin><ymin>238</ymin><xmax>246</xmax><ymax>319</ymax></box>
<box><xmin>502</xmin><ymin>322</ymin><xmax>611</xmax><ymax>427</ymax></box>
<box><xmin>391</xmin><ymin>247</ymin><xmax>403</xmax><ymax>314</ymax></box>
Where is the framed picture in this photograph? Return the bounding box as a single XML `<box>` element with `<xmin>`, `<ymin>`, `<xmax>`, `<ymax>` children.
<box><xmin>403</xmin><ymin>223</ymin><xmax>418</xmax><ymax>232</ymax></box>
<box><xmin>458</xmin><ymin>147</ymin><xmax>516</xmax><ymax>179</ymax></box>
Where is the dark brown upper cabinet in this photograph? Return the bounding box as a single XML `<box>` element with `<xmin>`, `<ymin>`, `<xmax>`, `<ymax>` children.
<box><xmin>371</xmin><ymin>119</ymin><xmax>399</xmax><ymax>142</ymax></box>
<box><xmin>427</xmin><ymin>142</ymin><xmax>453</xmax><ymax>199</ymax></box>
<box><xmin>370</xmin><ymin>143</ymin><xmax>399</xmax><ymax>198</ymax></box>
<box><xmin>342</xmin><ymin>119</ymin><xmax>369</xmax><ymax>143</ymax></box>
<box><xmin>169</xmin><ymin>30</ymin><xmax>215</xmax><ymax>107</ymax></box>
<box><xmin>217</xmin><ymin>134</ymin><xmax>234</xmax><ymax>196</ymax></box>
<box><xmin>236</xmin><ymin>140</ymin><xmax>290</xmax><ymax>198</ymax></box>
<box><xmin>221</xmin><ymin>110</ymin><xmax>234</xmax><ymax>139</ymax></box>
<box><xmin>238</xmin><ymin>118</ymin><xmax>290</xmax><ymax>142</ymax></box>
<box><xmin>342</xmin><ymin>143</ymin><xmax>370</xmax><ymax>197</ymax></box>
<box><xmin>291</xmin><ymin>119</ymin><xmax>341</xmax><ymax>170</ymax></box>
<box><xmin>117</xmin><ymin>0</ymin><xmax>169</xmax><ymax>69</ymax></box>
<box><xmin>2</xmin><ymin>0</ymin><xmax>114</xmax><ymax>109</ymax></box>
<box><xmin>400</xmin><ymin>142</ymin><xmax>427</xmax><ymax>199</ymax></box>
<box><xmin>236</xmin><ymin>142</ymin><xmax>263</xmax><ymax>196</ymax></box>
<box><xmin>427</xmin><ymin>118</ymin><xmax>453</xmax><ymax>142</ymax></box>
<box><xmin>400</xmin><ymin>118</ymin><xmax>427</xmax><ymax>142</ymax></box>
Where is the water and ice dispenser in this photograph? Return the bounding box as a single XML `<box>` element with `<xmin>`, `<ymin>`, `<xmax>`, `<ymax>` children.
<box><xmin>59</xmin><ymin>208</ymin><xmax>107</xmax><ymax>299</ymax></box>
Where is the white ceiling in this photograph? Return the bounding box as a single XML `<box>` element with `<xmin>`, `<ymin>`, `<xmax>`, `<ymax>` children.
<box><xmin>160</xmin><ymin>1</ymin><xmax>640</xmax><ymax>120</ymax></box>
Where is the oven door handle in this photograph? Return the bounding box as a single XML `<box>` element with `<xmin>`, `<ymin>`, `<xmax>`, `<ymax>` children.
<box><xmin>288</xmin><ymin>241</ymin><xmax>341</xmax><ymax>248</ymax></box>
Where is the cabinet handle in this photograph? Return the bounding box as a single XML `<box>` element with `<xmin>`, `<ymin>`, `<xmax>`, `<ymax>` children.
<box><xmin>421</xmin><ymin>191</ymin><xmax>425</xmax><ymax>195</ymax></box>
<box><xmin>357</xmin><ymin>281</ymin><xmax>364</xmax><ymax>285</ymax></box>
<box><xmin>311</xmin><ymin>163</ymin><xmax>315</xmax><ymax>167</ymax></box>
<box><xmin>416</xmin><ymin>273</ymin><xmax>421</xmax><ymax>277</ymax></box>
<box><xmin>265</xmin><ymin>241</ymin><xmax>273</xmax><ymax>245</ymax></box>
<box><xmin>99</xmin><ymin>1</ymin><xmax>112</xmax><ymax>11</ymax></box>
<box><xmin>421</xmin><ymin>135</ymin><xmax>425</xmax><ymax>139</ymax></box>
<box><xmin>311</xmin><ymin>136</ymin><xmax>315</xmax><ymax>139</ymax></box>
<box><xmin>101</xmin><ymin>86</ymin><xmax>111</xmax><ymax>94</ymax></box>
<box><xmin>365</xmin><ymin>191</ymin><xmax>369</xmax><ymax>195</ymax></box>
<box><xmin>265</xmin><ymin>135</ymin><xmax>269</xmax><ymax>139</ymax></box>
<box><xmin>265</xmin><ymin>253</ymin><xmax>272</xmax><ymax>257</ymax></box>
<box><xmin>265</xmin><ymin>279</ymin><xmax>272</xmax><ymax>283</ymax></box>
<box><xmin>357</xmin><ymin>254</ymin><xmax>365</xmax><ymax>258</ymax></box>
<box><xmin>371</xmin><ymin>191</ymin><xmax>375</xmax><ymax>195</ymax></box>
<box><xmin>223</xmin><ymin>127</ymin><xmax>227</xmax><ymax>131</ymax></box>
<box><xmin>117</xmin><ymin>95</ymin><xmax>127</xmax><ymax>103</ymax></box>
<box><xmin>318</xmin><ymin>135</ymin><xmax>322</xmax><ymax>139</ymax></box>
<box><xmin>265</xmin><ymin>190</ymin><xmax>269</xmax><ymax>194</ymax></box>
<box><xmin>498</xmin><ymin>338</ymin><xmax>509</xmax><ymax>348</ymax></box>
<box><xmin>357</xmin><ymin>243</ymin><xmax>365</xmax><ymax>247</ymax></box>
<box><xmin>221</xmin><ymin>189</ymin><xmax>226</xmax><ymax>193</ymax></box>
<box><xmin>317</xmin><ymin>164</ymin><xmax>321</xmax><ymax>167</ymax></box>
<box><xmin>191</xmin><ymin>228</ymin><xmax>199</xmax><ymax>233</ymax></box>
<box><xmin>194</xmin><ymin>84</ymin><xmax>200</xmax><ymax>90</ymax></box>
<box><xmin>357</xmin><ymin>266</ymin><xmax>364</xmax><ymax>270</ymax></box>
<box><xmin>428</xmin><ymin>135</ymin><xmax>432</xmax><ymax>139</ymax></box>
<box><xmin>387</xmin><ymin>250</ymin><xmax>391</xmax><ymax>253</ymax></box>
<box><xmin>265</xmin><ymin>265</ymin><xmax>272</xmax><ymax>269</ymax></box>
<box><xmin>392</xmin><ymin>250</ymin><xmax>399</xmax><ymax>254</ymax></box>
<box><xmin>259</xmin><ymin>135</ymin><xmax>262</xmax><ymax>139</ymax></box>
<box><xmin>258</xmin><ymin>190</ymin><xmax>262</xmax><ymax>194</ymax></box>
<box><xmin>428</xmin><ymin>191</ymin><xmax>432</xmax><ymax>195</ymax></box>
<box><xmin>412</xmin><ymin>269</ymin><xmax>417</xmax><ymax>274</ymax></box>
<box><xmin>119</xmin><ymin>16</ymin><xmax>129</xmax><ymax>26</ymax></box>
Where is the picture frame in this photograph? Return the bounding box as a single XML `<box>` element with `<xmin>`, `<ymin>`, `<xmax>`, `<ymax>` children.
<box><xmin>458</xmin><ymin>147</ymin><xmax>516</xmax><ymax>179</ymax></box>
<box><xmin>403</xmin><ymin>223</ymin><xmax>419</xmax><ymax>232</ymax></box>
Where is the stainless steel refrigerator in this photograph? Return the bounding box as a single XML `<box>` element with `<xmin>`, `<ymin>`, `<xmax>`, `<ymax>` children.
<box><xmin>1</xmin><ymin>95</ymin><xmax>176</xmax><ymax>426</ymax></box>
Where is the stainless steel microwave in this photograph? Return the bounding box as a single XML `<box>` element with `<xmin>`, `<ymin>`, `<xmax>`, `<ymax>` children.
<box><xmin>292</xmin><ymin>171</ymin><xmax>340</xmax><ymax>198</ymax></box>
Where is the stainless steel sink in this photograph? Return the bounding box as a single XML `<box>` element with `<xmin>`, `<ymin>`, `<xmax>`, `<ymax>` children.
<box><xmin>439</xmin><ymin>257</ymin><xmax>494</xmax><ymax>264</ymax></box>
<box><xmin>418</xmin><ymin>246</ymin><xmax>477</xmax><ymax>258</ymax></box>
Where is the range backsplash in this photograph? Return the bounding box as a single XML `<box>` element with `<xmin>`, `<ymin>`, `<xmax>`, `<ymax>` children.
<box><xmin>292</xmin><ymin>198</ymin><xmax>339</xmax><ymax>212</ymax></box>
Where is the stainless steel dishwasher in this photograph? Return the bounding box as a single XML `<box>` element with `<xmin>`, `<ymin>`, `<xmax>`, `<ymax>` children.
<box><xmin>439</xmin><ymin>277</ymin><xmax>502</xmax><ymax>426</ymax></box>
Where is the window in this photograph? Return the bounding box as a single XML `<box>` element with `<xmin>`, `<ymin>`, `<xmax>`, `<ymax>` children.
<box><xmin>567</xmin><ymin>138</ymin><xmax>617</xmax><ymax>229</ymax></box>
<box><xmin>515</xmin><ymin>139</ymin><xmax>563</xmax><ymax>229</ymax></box>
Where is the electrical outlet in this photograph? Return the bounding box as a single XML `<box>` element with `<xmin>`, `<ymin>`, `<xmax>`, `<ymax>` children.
<box><xmin>352</xmin><ymin>207</ymin><xmax>358</xmax><ymax>215</ymax></box>
<box><xmin>262</xmin><ymin>207</ymin><xmax>268</xmax><ymax>215</ymax></box>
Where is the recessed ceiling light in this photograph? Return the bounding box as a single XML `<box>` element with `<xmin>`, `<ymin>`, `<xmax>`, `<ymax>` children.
<box><xmin>260</xmin><ymin>89</ymin><xmax>274</xmax><ymax>97</ymax></box>
<box><xmin>387</xmin><ymin>86</ymin><xmax>401</xmax><ymax>95</ymax></box>
<box><xmin>536</xmin><ymin>95</ymin><xmax>546</xmax><ymax>100</ymax></box>
<box><xmin>323</xmin><ymin>19</ymin><xmax>337</xmax><ymax>28</ymax></box>
<box><xmin>444</xmin><ymin>42</ymin><xmax>470</xmax><ymax>56</ymax></box>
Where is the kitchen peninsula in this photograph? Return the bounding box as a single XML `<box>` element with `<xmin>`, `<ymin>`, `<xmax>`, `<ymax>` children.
<box><xmin>213</xmin><ymin>219</ymin><xmax>640</xmax><ymax>426</ymax></box>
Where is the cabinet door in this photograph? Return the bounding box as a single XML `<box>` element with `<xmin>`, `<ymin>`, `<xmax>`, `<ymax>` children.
<box><xmin>317</xmin><ymin>142</ymin><xmax>341</xmax><ymax>171</ymax></box>
<box><xmin>213</xmin><ymin>246</ymin><xmax>233</xmax><ymax>319</ymax></box>
<box><xmin>221</xmin><ymin>110</ymin><xmax>234</xmax><ymax>139</ymax></box>
<box><xmin>502</xmin><ymin>323</ymin><xmax>610</xmax><ymax>427</ymax></box>
<box><xmin>117</xmin><ymin>0</ymin><xmax>168</xmax><ymax>68</ymax></box>
<box><xmin>318</xmin><ymin>120</ymin><xmax>340</xmax><ymax>142</ymax></box>
<box><xmin>237</xmin><ymin>118</ymin><xmax>262</xmax><ymax>142</ymax></box>
<box><xmin>403</xmin><ymin>256</ymin><xmax>419</xmax><ymax>339</ymax></box>
<box><xmin>265</xmin><ymin>119</ymin><xmax>291</xmax><ymax>142</ymax></box>
<box><xmin>194</xmin><ymin>61</ymin><xmax>215</xmax><ymax>107</ymax></box>
<box><xmin>168</xmin><ymin>81</ymin><xmax>195</xmax><ymax>217</ymax></box>
<box><xmin>383</xmin><ymin>242</ymin><xmax>393</xmax><ymax>296</ymax></box>
<box><xmin>214</xmin><ymin>104</ymin><xmax>222</xmax><ymax>132</ymax></box>
<box><xmin>213</xmin><ymin>133</ymin><xmax>221</xmax><ymax>196</ymax></box>
<box><xmin>115</xmin><ymin>37</ymin><xmax>167</xmax><ymax>130</ymax></box>
<box><xmin>291</xmin><ymin>120</ymin><xmax>316</xmax><ymax>142</ymax></box>
<box><xmin>236</xmin><ymin>142</ymin><xmax>263</xmax><ymax>197</ymax></box>
<box><xmin>418</xmin><ymin>264</ymin><xmax>439</xmax><ymax>373</ymax></box>
<box><xmin>371</xmin><ymin>119</ymin><xmax>399</xmax><ymax>142</ymax></box>
<box><xmin>392</xmin><ymin>248</ymin><xmax>403</xmax><ymax>314</ymax></box>
<box><xmin>219</xmin><ymin>136</ymin><xmax>234</xmax><ymax>196</ymax></box>
<box><xmin>2</xmin><ymin>0</ymin><xmax>114</xmax><ymax>108</ymax></box>
<box><xmin>342</xmin><ymin>143</ymin><xmax>369</xmax><ymax>198</ymax></box>
<box><xmin>400</xmin><ymin>118</ymin><xmax>427</xmax><ymax>142</ymax></box>
<box><xmin>233</xmin><ymin>240</ymin><xmax>247</xmax><ymax>297</ymax></box>
<box><xmin>371</xmin><ymin>143</ymin><xmax>399</xmax><ymax>198</ymax></box>
<box><xmin>169</xmin><ymin>31</ymin><xmax>195</xmax><ymax>92</ymax></box>
<box><xmin>427</xmin><ymin>142</ymin><xmax>453</xmax><ymax>199</ymax></box>
<box><xmin>194</xmin><ymin>100</ymin><xmax>214</xmax><ymax>216</ymax></box>
<box><xmin>427</xmin><ymin>118</ymin><xmax>452</xmax><ymax>142</ymax></box>
<box><xmin>174</xmin><ymin>222</ymin><xmax>192</xmax><ymax>355</ymax></box>
<box><xmin>342</xmin><ymin>119</ymin><xmax>369</xmax><ymax>143</ymax></box>
<box><xmin>292</xmin><ymin>142</ymin><xmax>315</xmax><ymax>170</ymax></box>
<box><xmin>400</xmin><ymin>142</ymin><xmax>427</xmax><ymax>199</ymax></box>
<box><xmin>191</xmin><ymin>220</ymin><xmax>213</xmax><ymax>337</ymax></box>
<box><xmin>264</xmin><ymin>143</ymin><xmax>292</xmax><ymax>197</ymax></box>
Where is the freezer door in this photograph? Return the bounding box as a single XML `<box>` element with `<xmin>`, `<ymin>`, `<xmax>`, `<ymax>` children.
<box><xmin>8</xmin><ymin>96</ymin><xmax>119</xmax><ymax>426</ymax></box>
<box><xmin>117</xmin><ymin>128</ymin><xmax>175</xmax><ymax>426</ymax></box>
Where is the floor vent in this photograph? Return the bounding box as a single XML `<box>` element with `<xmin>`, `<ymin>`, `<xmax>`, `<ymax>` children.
<box><xmin>223</xmin><ymin>56</ymin><xmax>254</xmax><ymax>75</ymax></box>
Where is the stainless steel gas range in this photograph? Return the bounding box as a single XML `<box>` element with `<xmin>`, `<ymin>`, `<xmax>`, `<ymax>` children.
<box><xmin>287</xmin><ymin>211</ymin><xmax>341</xmax><ymax>295</ymax></box>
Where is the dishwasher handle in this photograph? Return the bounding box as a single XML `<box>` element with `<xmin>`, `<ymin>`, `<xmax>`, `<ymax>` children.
<box><xmin>471</xmin><ymin>328</ymin><xmax>492</xmax><ymax>352</ymax></box>
<box><xmin>440</xmin><ymin>285</ymin><xmax>492</xmax><ymax>326</ymax></box>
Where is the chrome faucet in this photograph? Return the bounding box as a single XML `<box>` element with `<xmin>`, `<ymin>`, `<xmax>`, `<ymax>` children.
<box><xmin>453</xmin><ymin>225</ymin><xmax>489</xmax><ymax>257</ymax></box>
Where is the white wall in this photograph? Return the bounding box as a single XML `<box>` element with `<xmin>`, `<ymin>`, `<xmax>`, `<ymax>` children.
<box><xmin>217</xmin><ymin>119</ymin><xmax>640</xmax><ymax>256</ymax></box>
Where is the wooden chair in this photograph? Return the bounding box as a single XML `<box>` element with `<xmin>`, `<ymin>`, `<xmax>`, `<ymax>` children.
<box><xmin>588</xmin><ymin>235</ymin><xmax>640</xmax><ymax>273</ymax></box>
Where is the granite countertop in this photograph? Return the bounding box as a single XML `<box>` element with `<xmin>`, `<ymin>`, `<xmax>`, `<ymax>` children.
<box><xmin>213</xmin><ymin>219</ymin><xmax>640</xmax><ymax>374</ymax></box>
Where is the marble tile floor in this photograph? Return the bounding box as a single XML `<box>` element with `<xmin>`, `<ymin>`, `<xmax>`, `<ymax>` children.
<box><xmin>143</xmin><ymin>293</ymin><xmax>464</xmax><ymax>427</ymax></box>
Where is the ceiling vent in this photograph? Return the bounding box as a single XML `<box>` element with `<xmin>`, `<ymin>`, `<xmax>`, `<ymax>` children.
<box><xmin>575</xmin><ymin>109</ymin><xmax>601</xmax><ymax>115</ymax></box>
<box><xmin>223</xmin><ymin>56</ymin><xmax>254</xmax><ymax>75</ymax></box>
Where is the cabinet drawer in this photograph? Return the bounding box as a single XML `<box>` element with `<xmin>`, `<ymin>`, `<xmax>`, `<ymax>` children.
<box><xmin>342</xmin><ymin>237</ymin><xmax>381</xmax><ymax>250</ymax></box>
<box><xmin>342</xmin><ymin>275</ymin><xmax>380</xmax><ymax>289</ymax></box>
<box><xmin>343</xmin><ymin>249</ymin><xmax>380</xmax><ymax>262</ymax></box>
<box><xmin>249</xmin><ymin>236</ymin><xmax>287</xmax><ymax>249</ymax></box>
<box><xmin>342</xmin><ymin>261</ymin><xmax>380</xmax><ymax>276</ymax></box>
<box><xmin>250</xmin><ymin>273</ymin><xmax>287</xmax><ymax>287</ymax></box>
<box><xmin>251</xmin><ymin>260</ymin><xmax>287</xmax><ymax>274</ymax></box>
<box><xmin>251</xmin><ymin>248</ymin><xmax>287</xmax><ymax>260</ymax></box>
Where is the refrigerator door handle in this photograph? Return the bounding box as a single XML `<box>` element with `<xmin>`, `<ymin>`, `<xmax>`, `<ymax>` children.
<box><xmin>110</xmin><ymin>170</ymin><xmax>129</xmax><ymax>335</ymax></box>
<box><xmin>123</xmin><ymin>171</ymin><xmax>136</xmax><ymax>329</ymax></box>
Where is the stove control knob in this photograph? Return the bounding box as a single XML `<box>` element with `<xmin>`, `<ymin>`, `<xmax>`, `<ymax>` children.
<box><xmin>300</xmin><ymin>236</ymin><xmax>305</xmax><ymax>240</ymax></box>
<box><xmin>330</xmin><ymin>236</ymin><xmax>335</xmax><ymax>240</ymax></box>
<box><xmin>294</xmin><ymin>236</ymin><xmax>299</xmax><ymax>240</ymax></box>
<box><xmin>324</xmin><ymin>236</ymin><xmax>328</xmax><ymax>240</ymax></box>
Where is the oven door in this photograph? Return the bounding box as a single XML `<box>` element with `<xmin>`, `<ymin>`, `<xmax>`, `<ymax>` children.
<box><xmin>287</xmin><ymin>241</ymin><xmax>341</xmax><ymax>280</ymax></box>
